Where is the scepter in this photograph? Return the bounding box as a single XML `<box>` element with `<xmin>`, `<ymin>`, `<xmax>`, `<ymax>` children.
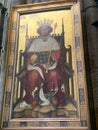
<box><xmin>46</xmin><ymin>22</ymin><xmax>57</xmax><ymax>73</ymax></box>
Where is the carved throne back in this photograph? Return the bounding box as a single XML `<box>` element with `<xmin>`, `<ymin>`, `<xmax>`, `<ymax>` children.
<box><xmin>13</xmin><ymin>21</ymin><xmax>74</xmax><ymax>109</ymax></box>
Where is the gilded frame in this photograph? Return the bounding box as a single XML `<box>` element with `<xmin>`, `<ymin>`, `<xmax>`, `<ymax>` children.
<box><xmin>1</xmin><ymin>0</ymin><xmax>90</xmax><ymax>130</ymax></box>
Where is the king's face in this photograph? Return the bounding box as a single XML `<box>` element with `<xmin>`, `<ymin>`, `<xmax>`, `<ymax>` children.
<box><xmin>40</xmin><ymin>25</ymin><xmax>49</xmax><ymax>37</ymax></box>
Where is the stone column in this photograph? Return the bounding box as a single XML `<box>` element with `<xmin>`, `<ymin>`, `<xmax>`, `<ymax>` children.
<box><xmin>0</xmin><ymin>0</ymin><xmax>11</xmax><ymax>123</ymax></box>
<box><xmin>0</xmin><ymin>1</ymin><xmax>6</xmax><ymax>123</ymax></box>
<box><xmin>81</xmin><ymin>0</ymin><xmax>98</xmax><ymax>129</ymax></box>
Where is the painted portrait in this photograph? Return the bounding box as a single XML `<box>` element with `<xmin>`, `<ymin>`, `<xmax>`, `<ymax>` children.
<box><xmin>1</xmin><ymin>1</ymin><xmax>90</xmax><ymax>129</ymax></box>
<box><xmin>12</xmin><ymin>9</ymin><xmax>78</xmax><ymax>118</ymax></box>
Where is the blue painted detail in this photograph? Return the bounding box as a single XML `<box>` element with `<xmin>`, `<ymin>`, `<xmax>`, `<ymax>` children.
<box><xmin>77</xmin><ymin>60</ymin><xmax>82</xmax><ymax>73</ymax></box>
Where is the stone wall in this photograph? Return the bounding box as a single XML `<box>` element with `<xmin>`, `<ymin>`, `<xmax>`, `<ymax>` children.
<box><xmin>81</xmin><ymin>0</ymin><xmax>98</xmax><ymax>129</ymax></box>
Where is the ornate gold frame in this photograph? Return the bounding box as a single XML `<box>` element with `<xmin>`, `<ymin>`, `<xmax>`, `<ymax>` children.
<box><xmin>1</xmin><ymin>0</ymin><xmax>90</xmax><ymax>130</ymax></box>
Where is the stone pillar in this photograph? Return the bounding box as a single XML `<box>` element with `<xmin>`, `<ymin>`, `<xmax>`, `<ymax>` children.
<box><xmin>0</xmin><ymin>1</ymin><xmax>7</xmax><ymax>123</ymax></box>
<box><xmin>0</xmin><ymin>5</ymin><xmax>2</xmax><ymax>123</ymax></box>
<box><xmin>0</xmin><ymin>0</ymin><xmax>11</xmax><ymax>123</ymax></box>
<box><xmin>82</xmin><ymin>0</ymin><xmax>98</xmax><ymax>129</ymax></box>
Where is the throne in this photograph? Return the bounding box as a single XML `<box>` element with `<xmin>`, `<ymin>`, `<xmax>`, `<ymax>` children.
<box><xmin>12</xmin><ymin>20</ymin><xmax>75</xmax><ymax>118</ymax></box>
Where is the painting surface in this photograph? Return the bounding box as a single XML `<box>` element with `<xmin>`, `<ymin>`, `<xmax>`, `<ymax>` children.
<box><xmin>12</xmin><ymin>9</ymin><xmax>78</xmax><ymax>118</ymax></box>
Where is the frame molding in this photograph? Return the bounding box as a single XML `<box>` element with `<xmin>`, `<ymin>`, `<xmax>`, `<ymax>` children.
<box><xmin>1</xmin><ymin>0</ymin><xmax>90</xmax><ymax>130</ymax></box>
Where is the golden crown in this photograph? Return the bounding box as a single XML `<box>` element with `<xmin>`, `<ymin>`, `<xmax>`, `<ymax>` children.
<box><xmin>37</xmin><ymin>19</ymin><xmax>53</xmax><ymax>27</ymax></box>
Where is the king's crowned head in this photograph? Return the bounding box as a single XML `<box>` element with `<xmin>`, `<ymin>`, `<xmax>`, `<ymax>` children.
<box><xmin>37</xmin><ymin>19</ymin><xmax>53</xmax><ymax>34</ymax></box>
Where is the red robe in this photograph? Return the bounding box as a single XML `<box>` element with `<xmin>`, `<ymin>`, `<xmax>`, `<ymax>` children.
<box><xmin>22</xmin><ymin>49</ymin><xmax>67</xmax><ymax>106</ymax></box>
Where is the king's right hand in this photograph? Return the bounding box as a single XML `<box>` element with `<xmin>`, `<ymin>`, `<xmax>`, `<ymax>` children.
<box><xmin>30</xmin><ymin>54</ymin><xmax>38</xmax><ymax>64</ymax></box>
